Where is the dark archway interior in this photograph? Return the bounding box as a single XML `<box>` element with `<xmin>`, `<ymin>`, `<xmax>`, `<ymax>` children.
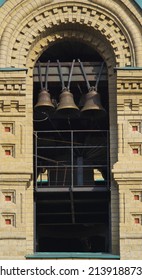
<box><xmin>39</xmin><ymin>40</ymin><xmax>103</xmax><ymax>62</ymax></box>
<box><xmin>33</xmin><ymin>40</ymin><xmax>110</xmax><ymax>253</ymax></box>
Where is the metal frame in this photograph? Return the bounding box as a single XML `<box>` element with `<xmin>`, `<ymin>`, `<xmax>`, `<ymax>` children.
<box><xmin>34</xmin><ymin>129</ymin><xmax>110</xmax><ymax>192</ymax></box>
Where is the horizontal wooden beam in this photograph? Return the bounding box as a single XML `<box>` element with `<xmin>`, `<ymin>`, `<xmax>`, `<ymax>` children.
<box><xmin>33</xmin><ymin>62</ymin><xmax>107</xmax><ymax>83</ymax></box>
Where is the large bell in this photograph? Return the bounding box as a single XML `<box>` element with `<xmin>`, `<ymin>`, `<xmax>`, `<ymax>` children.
<box><xmin>56</xmin><ymin>88</ymin><xmax>79</xmax><ymax>118</ymax></box>
<box><xmin>34</xmin><ymin>89</ymin><xmax>55</xmax><ymax>116</ymax></box>
<box><xmin>81</xmin><ymin>88</ymin><xmax>106</xmax><ymax>118</ymax></box>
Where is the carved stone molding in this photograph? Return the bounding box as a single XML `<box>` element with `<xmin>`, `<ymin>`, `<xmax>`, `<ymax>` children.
<box><xmin>0</xmin><ymin>173</ymin><xmax>33</xmax><ymax>188</ymax></box>
<box><xmin>112</xmin><ymin>161</ymin><xmax>142</xmax><ymax>185</ymax></box>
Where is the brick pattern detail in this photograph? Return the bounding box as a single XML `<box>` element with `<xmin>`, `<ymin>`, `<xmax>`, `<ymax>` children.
<box><xmin>134</xmin><ymin>195</ymin><xmax>139</xmax><ymax>200</ymax></box>
<box><xmin>134</xmin><ymin>217</ymin><xmax>140</xmax><ymax>224</ymax></box>
<box><xmin>2</xmin><ymin>213</ymin><xmax>16</xmax><ymax>227</ymax></box>
<box><xmin>5</xmin><ymin>195</ymin><xmax>11</xmax><ymax>201</ymax></box>
<box><xmin>0</xmin><ymin>2</ymin><xmax>132</xmax><ymax>68</ymax></box>
<box><xmin>2</xmin><ymin>122</ymin><xmax>14</xmax><ymax>133</ymax></box>
<box><xmin>5</xmin><ymin>127</ymin><xmax>11</xmax><ymax>132</ymax></box>
<box><xmin>132</xmin><ymin>126</ymin><xmax>138</xmax><ymax>132</ymax></box>
<box><xmin>0</xmin><ymin>100</ymin><xmax>26</xmax><ymax>114</ymax></box>
<box><xmin>2</xmin><ymin>145</ymin><xmax>15</xmax><ymax>157</ymax></box>
<box><xmin>2</xmin><ymin>190</ymin><xmax>16</xmax><ymax>203</ymax></box>
<box><xmin>132</xmin><ymin>214</ymin><xmax>142</xmax><ymax>225</ymax></box>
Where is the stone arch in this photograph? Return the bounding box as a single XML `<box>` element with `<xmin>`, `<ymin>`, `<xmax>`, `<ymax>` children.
<box><xmin>0</xmin><ymin>0</ymin><xmax>140</xmax><ymax>68</ymax></box>
<box><xmin>27</xmin><ymin>28</ymin><xmax>115</xmax><ymax>75</ymax></box>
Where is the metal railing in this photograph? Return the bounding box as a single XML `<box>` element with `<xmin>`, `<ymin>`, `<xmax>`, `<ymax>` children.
<box><xmin>34</xmin><ymin>130</ymin><xmax>110</xmax><ymax>191</ymax></box>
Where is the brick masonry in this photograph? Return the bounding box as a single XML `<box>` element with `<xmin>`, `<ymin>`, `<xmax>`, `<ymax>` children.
<box><xmin>0</xmin><ymin>0</ymin><xmax>142</xmax><ymax>259</ymax></box>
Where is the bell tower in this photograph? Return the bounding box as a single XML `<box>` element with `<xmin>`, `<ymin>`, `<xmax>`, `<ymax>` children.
<box><xmin>0</xmin><ymin>0</ymin><xmax>142</xmax><ymax>259</ymax></box>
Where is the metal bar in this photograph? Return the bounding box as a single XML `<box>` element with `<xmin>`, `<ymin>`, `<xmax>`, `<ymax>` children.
<box><xmin>71</xmin><ymin>131</ymin><xmax>74</xmax><ymax>192</ymax></box>
<box><xmin>63</xmin><ymin>166</ymin><xmax>67</xmax><ymax>186</ymax></box>
<box><xmin>37</xmin><ymin>146</ymin><xmax>107</xmax><ymax>148</ymax></box>
<box><xmin>57</xmin><ymin>60</ymin><xmax>65</xmax><ymax>90</ymax></box>
<box><xmin>78</xmin><ymin>59</ymin><xmax>90</xmax><ymax>90</ymax></box>
<box><xmin>38</xmin><ymin>222</ymin><xmax>106</xmax><ymax>227</ymax></box>
<box><xmin>45</xmin><ymin>60</ymin><xmax>50</xmax><ymax>90</ymax></box>
<box><xmin>107</xmin><ymin>130</ymin><xmax>110</xmax><ymax>189</ymax></box>
<box><xmin>35</xmin><ymin>186</ymin><xmax>109</xmax><ymax>192</ymax></box>
<box><xmin>70</xmin><ymin>131</ymin><xmax>75</xmax><ymax>223</ymax></box>
<box><xmin>37</xmin><ymin>211</ymin><xmax>106</xmax><ymax>215</ymax></box>
<box><xmin>34</xmin><ymin>132</ymin><xmax>38</xmax><ymax>190</ymax></box>
<box><xmin>55</xmin><ymin>162</ymin><xmax>58</xmax><ymax>186</ymax></box>
<box><xmin>36</xmin><ymin>165</ymin><xmax>108</xmax><ymax>168</ymax></box>
<box><xmin>35</xmin><ymin>129</ymin><xmax>108</xmax><ymax>132</ymax></box>
<box><xmin>38</xmin><ymin>61</ymin><xmax>43</xmax><ymax>90</ymax></box>
<box><xmin>95</xmin><ymin>61</ymin><xmax>105</xmax><ymax>91</ymax></box>
<box><xmin>34</xmin><ymin>195</ymin><xmax>37</xmax><ymax>252</ymax></box>
<box><xmin>67</xmin><ymin>59</ymin><xmax>75</xmax><ymax>90</ymax></box>
<box><xmin>37</xmin><ymin>198</ymin><xmax>107</xmax><ymax>204</ymax></box>
<box><xmin>70</xmin><ymin>191</ymin><xmax>75</xmax><ymax>223</ymax></box>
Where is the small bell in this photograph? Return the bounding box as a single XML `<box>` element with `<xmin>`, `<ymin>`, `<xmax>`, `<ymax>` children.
<box><xmin>81</xmin><ymin>87</ymin><xmax>106</xmax><ymax>118</ymax></box>
<box><xmin>34</xmin><ymin>89</ymin><xmax>55</xmax><ymax>116</ymax></box>
<box><xmin>56</xmin><ymin>88</ymin><xmax>80</xmax><ymax>118</ymax></box>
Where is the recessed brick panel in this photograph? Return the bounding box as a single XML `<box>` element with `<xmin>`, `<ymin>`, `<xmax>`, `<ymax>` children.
<box><xmin>134</xmin><ymin>218</ymin><xmax>140</xmax><ymax>224</ymax></box>
<box><xmin>5</xmin><ymin>150</ymin><xmax>11</xmax><ymax>156</ymax></box>
<box><xmin>5</xmin><ymin>195</ymin><xmax>11</xmax><ymax>201</ymax></box>
<box><xmin>134</xmin><ymin>195</ymin><xmax>139</xmax><ymax>200</ymax></box>
<box><xmin>5</xmin><ymin>219</ymin><xmax>11</xmax><ymax>225</ymax></box>
<box><xmin>132</xmin><ymin>126</ymin><xmax>138</xmax><ymax>131</ymax></box>
<box><xmin>133</xmin><ymin>148</ymin><xmax>138</xmax><ymax>154</ymax></box>
<box><xmin>5</xmin><ymin>127</ymin><xmax>11</xmax><ymax>132</ymax></box>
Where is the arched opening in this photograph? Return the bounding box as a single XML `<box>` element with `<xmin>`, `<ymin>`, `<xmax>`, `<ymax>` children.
<box><xmin>33</xmin><ymin>39</ymin><xmax>110</xmax><ymax>253</ymax></box>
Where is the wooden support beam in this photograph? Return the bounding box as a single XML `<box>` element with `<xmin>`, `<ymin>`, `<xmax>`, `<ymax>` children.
<box><xmin>33</xmin><ymin>62</ymin><xmax>107</xmax><ymax>83</ymax></box>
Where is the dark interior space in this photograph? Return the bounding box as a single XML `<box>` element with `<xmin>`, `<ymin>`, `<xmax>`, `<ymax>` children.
<box><xmin>33</xmin><ymin>39</ymin><xmax>111</xmax><ymax>253</ymax></box>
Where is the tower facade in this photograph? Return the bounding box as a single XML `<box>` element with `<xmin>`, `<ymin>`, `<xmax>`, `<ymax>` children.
<box><xmin>0</xmin><ymin>0</ymin><xmax>142</xmax><ymax>260</ymax></box>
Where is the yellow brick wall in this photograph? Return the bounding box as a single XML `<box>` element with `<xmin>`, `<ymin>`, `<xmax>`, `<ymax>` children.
<box><xmin>0</xmin><ymin>0</ymin><xmax>141</xmax><ymax>259</ymax></box>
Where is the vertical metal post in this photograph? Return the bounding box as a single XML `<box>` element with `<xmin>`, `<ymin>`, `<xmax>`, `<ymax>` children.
<box><xmin>34</xmin><ymin>131</ymin><xmax>37</xmax><ymax>252</ymax></box>
<box><xmin>107</xmin><ymin>129</ymin><xmax>111</xmax><ymax>252</ymax></box>
<box><xmin>71</xmin><ymin>130</ymin><xmax>74</xmax><ymax>192</ymax></box>
<box><xmin>70</xmin><ymin>130</ymin><xmax>75</xmax><ymax>224</ymax></box>
<box><xmin>77</xmin><ymin>157</ymin><xmax>83</xmax><ymax>185</ymax></box>
<box><xmin>34</xmin><ymin>195</ymin><xmax>37</xmax><ymax>252</ymax></box>
<box><xmin>107</xmin><ymin>130</ymin><xmax>110</xmax><ymax>189</ymax></box>
<box><xmin>35</xmin><ymin>131</ymin><xmax>38</xmax><ymax>191</ymax></box>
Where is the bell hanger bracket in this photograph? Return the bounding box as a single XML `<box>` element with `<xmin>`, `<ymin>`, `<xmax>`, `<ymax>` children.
<box><xmin>78</xmin><ymin>59</ymin><xmax>104</xmax><ymax>91</ymax></box>
<box><xmin>57</xmin><ymin>59</ymin><xmax>75</xmax><ymax>91</ymax></box>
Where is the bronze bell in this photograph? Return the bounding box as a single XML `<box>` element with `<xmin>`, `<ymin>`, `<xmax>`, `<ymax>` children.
<box><xmin>81</xmin><ymin>87</ymin><xmax>106</xmax><ymax>118</ymax></box>
<box><xmin>34</xmin><ymin>89</ymin><xmax>55</xmax><ymax>116</ymax></box>
<box><xmin>56</xmin><ymin>88</ymin><xmax>79</xmax><ymax>118</ymax></box>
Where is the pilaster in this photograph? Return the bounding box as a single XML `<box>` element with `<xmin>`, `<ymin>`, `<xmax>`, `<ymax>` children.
<box><xmin>112</xmin><ymin>68</ymin><xmax>142</xmax><ymax>260</ymax></box>
<box><xmin>0</xmin><ymin>69</ymin><xmax>34</xmax><ymax>259</ymax></box>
